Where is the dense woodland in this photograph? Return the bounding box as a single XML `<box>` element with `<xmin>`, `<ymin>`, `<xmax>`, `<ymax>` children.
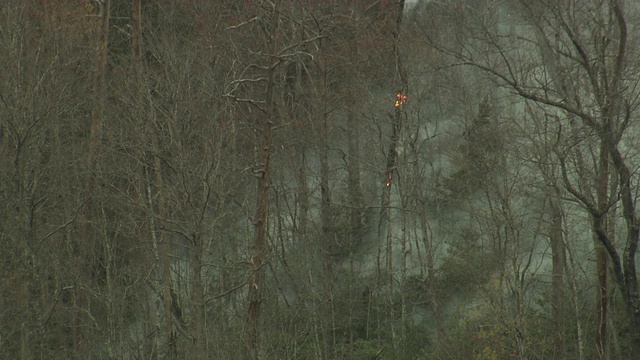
<box><xmin>2</xmin><ymin>0</ymin><xmax>640</xmax><ymax>359</ymax></box>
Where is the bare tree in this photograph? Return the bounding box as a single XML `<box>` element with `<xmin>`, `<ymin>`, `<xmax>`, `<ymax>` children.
<box><xmin>422</xmin><ymin>0</ymin><xmax>640</xmax><ymax>355</ymax></box>
<box><xmin>130</xmin><ymin>0</ymin><xmax>176</xmax><ymax>355</ymax></box>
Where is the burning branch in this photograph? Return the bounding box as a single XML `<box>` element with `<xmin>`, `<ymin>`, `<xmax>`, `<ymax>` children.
<box><xmin>395</xmin><ymin>92</ymin><xmax>407</xmax><ymax>107</ymax></box>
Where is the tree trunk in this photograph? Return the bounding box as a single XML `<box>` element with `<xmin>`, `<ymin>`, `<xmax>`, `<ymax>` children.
<box><xmin>416</xmin><ymin>160</ymin><xmax>445</xmax><ymax>342</ymax></box>
<box><xmin>549</xmin><ymin>201</ymin><xmax>566</xmax><ymax>360</ymax></box>
<box><xmin>189</xmin><ymin>233</ymin><xmax>205</xmax><ymax>359</ymax></box>
<box><xmin>595</xmin><ymin>142</ymin><xmax>609</xmax><ymax>359</ymax></box>
<box><xmin>317</xmin><ymin>40</ymin><xmax>335</xmax><ymax>359</ymax></box>
<box><xmin>76</xmin><ymin>0</ymin><xmax>110</xmax><ymax>350</ymax></box>
<box><xmin>609</xmin><ymin>143</ymin><xmax>640</xmax><ymax>356</ymax></box>
<box><xmin>382</xmin><ymin>0</ymin><xmax>407</xmax><ymax>349</ymax></box>
<box><xmin>131</xmin><ymin>2</ymin><xmax>174</xmax><ymax>354</ymax></box>
<box><xmin>346</xmin><ymin>90</ymin><xmax>363</xmax><ymax>249</ymax></box>
<box><xmin>319</xmin><ymin>62</ymin><xmax>333</xmax><ymax>276</ymax></box>
<box><xmin>297</xmin><ymin>146</ymin><xmax>309</xmax><ymax>239</ymax></box>
<box><xmin>246</xmin><ymin>99</ymin><xmax>274</xmax><ymax>360</ymax></box>
<box><xmin>246</xmin><ymin>4</ymin><xmax>280</xmax><ymax>357</ymax></box>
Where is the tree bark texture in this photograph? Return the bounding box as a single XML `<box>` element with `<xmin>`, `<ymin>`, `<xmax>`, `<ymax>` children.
<box><xmin>246</xmin><ymin>3</ymin><xmax>280</xmax><ymax>357</ymax></box>
<box><xmin>131</xmin><ymin>1</ymin><xmax>175</xmax><ymax>354</ymax></box>
<box><xmin>595</xmin><ymin>142</ymin><xmax>609</xmax><ymax>359</ymax></box>
<box><xmin>549</xmin><ymin>201</ymin><xmax>566</xmax><ymax>360</ymax></box>
<box><xmin>76</xmin><ymin>0</ymin><xmax>110</xmax><ymax>351</ymax></box>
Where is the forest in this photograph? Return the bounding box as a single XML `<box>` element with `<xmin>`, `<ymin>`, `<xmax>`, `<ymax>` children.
<box><xmin>2</xmin><ymin>0</ymin><xmax>640</xmax><ymax>359</ymax></box>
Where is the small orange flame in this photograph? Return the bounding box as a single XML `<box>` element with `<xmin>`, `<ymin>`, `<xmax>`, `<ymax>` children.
<box><xmin>395</xmin><ymin>92</ymin><xmax>407</xmax><ymax>107</ymax></box>
<box><xmin>385</xmin><ymin>172</ymin><xmax>392</xmax><ymax>187</ymax></box>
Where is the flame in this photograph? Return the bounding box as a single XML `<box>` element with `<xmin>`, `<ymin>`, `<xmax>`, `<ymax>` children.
<box><xmin>395</xmin><ymin>92</ymin><xmax>407</xmax><ymax>107</ymax></box>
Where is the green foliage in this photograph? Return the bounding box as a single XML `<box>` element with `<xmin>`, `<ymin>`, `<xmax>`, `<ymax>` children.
<box><xmin>323</xmin><ymin>192</ymin><xmax>370</xmax><ymax>259</ymax></box>
<box><xmin>445</xmin><ymin>98</ymin><xmax>505</xmax><ymax>199</ymax></box>
<box><xmin>350</xmin><ymin>339</ymin><xmax>384</xmax><ymax>359</ymax></box>
<box><xmin>437</xmin><ymin>226</ymin><xmax>496</xmax><ymax>297</ymax></box>
<box><xmin>404</xmin><ymin>275</ymin><xmax>430</xmax><ymax>304</ymax></box>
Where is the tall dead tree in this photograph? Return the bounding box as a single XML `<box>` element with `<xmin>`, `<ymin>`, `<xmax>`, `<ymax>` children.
<box><xmin>131</xmin><ymin>0</ymin><xmax>175</xmax><ymax>355</ymax></box>
<box><xmin>380</xmin><ymin>0</ymin><xmax>407</xmax><ymax>347</ymax></box>
<box><xmin>595</xmin><ymin>142</ymin><xmax>610</xmax><ymax>359</ymax></box>
<box><xmin>549</xmin><ymin>199</ymin><xmax>567</xmax><ymax>359</ymax></box>
<box><xmin>76</xmin><ymin>0</ymin><xmax>110</xmax><ymax>351</ymax></box>
<box><xmin>245</xmin><ymin>2</ymin><xmax>281</xmax><ymax>358</ymax></box>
